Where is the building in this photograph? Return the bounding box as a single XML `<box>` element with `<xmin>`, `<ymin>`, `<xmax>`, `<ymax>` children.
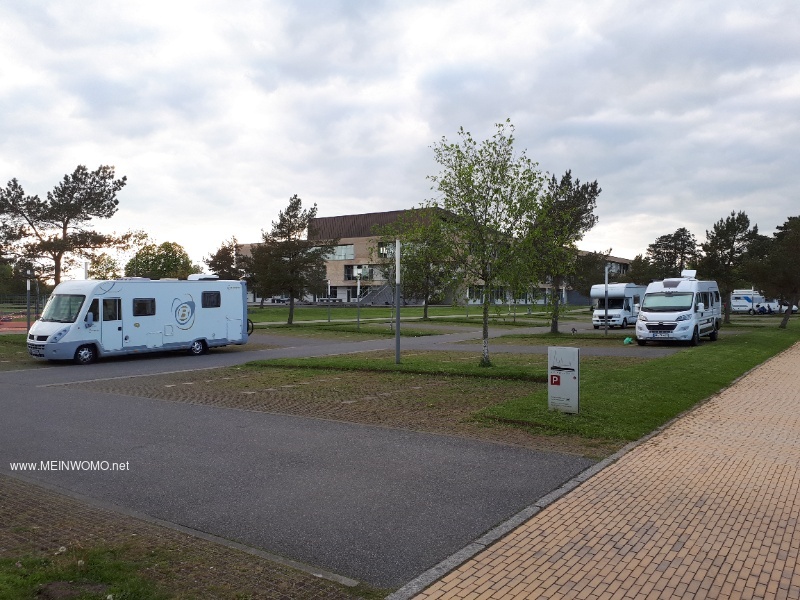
<box><xmin>243</xmin><ymin>209</ymin><xmax>633</xmax><ymax>306</ymax></box>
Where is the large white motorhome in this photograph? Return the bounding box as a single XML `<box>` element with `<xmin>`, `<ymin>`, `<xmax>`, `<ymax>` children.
<box><xmin>27</xmin><ymin>276</ymin><xmax>249</xmax><ymax>364</ymax></box>
<box><xmin>590</xmin><ymin>283</ymin><xmax>646</xmax><ymax>329</ymax></box>
<box><xmin>635</xmin><ymin>270</ymin><xmax>722</xmax><ymax>346</ymax></box>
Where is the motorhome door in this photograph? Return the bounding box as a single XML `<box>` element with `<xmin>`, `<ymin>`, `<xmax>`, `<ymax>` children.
<box><xmin>101</xmin><ymin>298</ymin><xmax>123</xmax><ymax>351</ymax></box>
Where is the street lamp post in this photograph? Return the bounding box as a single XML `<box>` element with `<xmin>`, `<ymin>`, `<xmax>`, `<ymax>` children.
<box><xmin>356</xmin><ymin>275</ymin><xmax>361</xmax><ymax>331</ymax></box>
<box><xmin>395</xmin><ymin>239</ymin><xmax>401</xmax><ymax>364</ymax></box>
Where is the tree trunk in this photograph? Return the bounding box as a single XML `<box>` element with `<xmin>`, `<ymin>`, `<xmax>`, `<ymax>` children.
<box><xmin>288</xmin><ymin>296</ymin><xmax>295</xmax><ymax>325</ymax></box>
<box><xmin>481</xmin><ymin>294</ymin><xmax>491</xmax><ymax>367</ymax></box>
<box><xmin>53</xmin><ymin>254</ymin><xmax>63</xmax><ymax>285</ymax></box>
<box><xmin>779</xmin><ymin>298</ymin><xmax>796</xmax><ymax>329</ymax></box>
<box><xmin>423</xmin><ymin>298</ymin><xmax>429</xmax><ymax>320</ymax></box>
<box><xmin>550</xmin><ymin>278</ymin><xmax>562</xmax><ymax>334</ymax></box>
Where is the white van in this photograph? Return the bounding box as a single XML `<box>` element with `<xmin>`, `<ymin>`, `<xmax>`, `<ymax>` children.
<box><xmin>590</xmin><ymin>283</ymin><xmax>646</xmax><ymax>329</ymax></box>
<box><xmin>635</xmin><ymin>270</ymin><xmax>722</xmax><ymax>346</ymax></box>
<box><xmin>27</xmin><ymin>276</ymin><xmax>249</xmax><ymax>364</ymax></box>
<box><xmin>730</xmin><ymin>290</ymin><xmax>797</xmax><ymax>314</ymax></box>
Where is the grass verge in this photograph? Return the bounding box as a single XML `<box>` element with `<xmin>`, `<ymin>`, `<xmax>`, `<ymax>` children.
<box><xmin>0</xmin><ymin>546</ymin><xmax>169</xmax><ymax>600</ymax></box>
<box><xmin>250</xmin><ymin>324</ymin><xmax>799</xmax><ymax>444</ymax></box>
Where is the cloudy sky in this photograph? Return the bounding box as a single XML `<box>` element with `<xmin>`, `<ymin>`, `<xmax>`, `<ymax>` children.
<box><xmin>1</xmin><ymin>0</ymin><xmax>798</xmax><ymax>270</ymax></box>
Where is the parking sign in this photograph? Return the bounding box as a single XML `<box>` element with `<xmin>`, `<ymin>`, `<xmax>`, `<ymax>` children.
<box><xmin>548</xmin><ymin>347</ymin><xmax>580</xmax><ymax>414</ymax></box>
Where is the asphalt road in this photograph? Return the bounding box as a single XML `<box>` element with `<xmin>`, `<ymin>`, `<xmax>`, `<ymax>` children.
<box><xmin>1</xmin><ymin>328</ymin><xmax>598</xmax><ymax>588</ymax></box>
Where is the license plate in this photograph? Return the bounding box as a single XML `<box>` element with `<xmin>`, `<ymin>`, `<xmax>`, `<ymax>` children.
<box><xmin>651</xmin><ymin>332</ymin><xmax>669</xmax><ymax>338</ymax></box>
<box><xmin>28</xmin><ymin>349</ymin><xmax>44</xmax><ymax>357</ymax></box>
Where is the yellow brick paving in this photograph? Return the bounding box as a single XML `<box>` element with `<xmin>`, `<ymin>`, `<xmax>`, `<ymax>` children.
<box><xmin>415</xmin><ymin>343</ymin><xmax>800</xmax><ymax>600</ymax></box>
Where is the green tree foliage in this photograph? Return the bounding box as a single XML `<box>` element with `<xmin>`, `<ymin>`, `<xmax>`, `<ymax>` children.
<box><xmin>371</xmin><ymin>209</ymin><xmax>458</xmax><ymax>319</ymax></box>
<box><xmin>0</xmin><ymin>166</ymin><xmax>127</xmax><ymax>284</ymax></box>
<box><xmin>246</xmin><ymin>195</ymin><xmax>337</xmax><ymax>324</ymax></box>
<box><xmin>646</xmin><ymin>227</ymin><xmax>699</xmax><ymax>280</ymax></box>
<box><xmin>124</xmin><ymin>242</ymin><xmax>201</xmax><ymax>279</ymax></box>
<box><xmin>698</xmin><ymin>211</ymin><xmax>759</xmax><ymax>324</ymax></box>
<box><xmin>745</xmin><ymin>215</ymin><xmax>800</xmax><ymax>329</ymax></box>
<box><xmin>204</xmin><ymin>237</ymin><xmax>245</xmax><ymax>280</ymax></box>
<box><xmin>427</xmin><ymin>120</ymin><xmax>546</xmax><ymax>366</ymax></box>
<box><xmin>534</xmin><ymin>171</ymin><xmax>600</xmax><ymax>333</ymax></box>
<box><xmin>568</xmin><ymin>250</ymin><xmax>613</xmax><ymax>298</ymax></box>
<box><xmin>88</xmin><ymin>252</ymin><xmax>122</xmax><ymax>280</ymax></box>
<box><xmin>619</xmin><ymin>254</ymin><xmax>660</xmax><ymax>285</ymax></box>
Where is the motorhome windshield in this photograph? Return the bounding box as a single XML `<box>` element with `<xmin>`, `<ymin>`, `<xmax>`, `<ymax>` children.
<box><xmin>40</xmin><ymin>294</ymin><xmax>86</xmax><ymax>323</ymax></box>
<box><xmin>641</xmin><ymin>292</ymin><xmax>694</xmax><ymax>312</ymax></box>
<box><xmin>596</xmin><ymin>298</ymin><xmax>625</xmax><ymax>310</ymax></box>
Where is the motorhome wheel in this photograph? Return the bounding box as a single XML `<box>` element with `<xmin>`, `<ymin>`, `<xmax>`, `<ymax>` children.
<box><xmin>74</xmin><ymin>345</ymin><xmax>96</xmax><ymax>365</ymax></box>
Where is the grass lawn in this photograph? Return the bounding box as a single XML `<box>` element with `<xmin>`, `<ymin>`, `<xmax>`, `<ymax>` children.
<box><xmin>0</xmin><ymin>334</ymin><xmax>39</xmax><ymax>371</ymax></box>
<box><xmin>254</xmin><ymin>320</ymin><xmax>800</xmax><ymax>444</ymax></box>
<box><xmin>247</xmin><ymin>303</ymin><xmax>564</xmax><ymax>324</ymax></box>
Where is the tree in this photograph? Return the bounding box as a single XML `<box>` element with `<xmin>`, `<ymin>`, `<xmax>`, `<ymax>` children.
<box><xmin>646</xmin><ymin>227</ymin><xmax>699</xmax><ymax>280</ymax></box>
<box><xmin>88</xmin><ymin>252</ymin><xmax>122</xmax><ymax>280</ymax></box>
<box><xmin>698</xmin><ymin>211</ymin><xmax>758</xmax><ymax>324</ymax></box>
<box><xmin>371</xmin><ymin>209</ymin><xmax>459</xmax><ymax>319</ymax></box>
<box><xmin>534</xmin><ymin>171</ymin><xmax>600</xmax><ymax>333</ymax></box>
<box><xmin>204</xmin><ymin>237</ymin><xmax>245</xmax><ymax>280</ymax></box>
<box><xmin>568</xmin><ymin>250</ymin><xmax>613</xmax><ymax>298</ymax></box>
<box><xmin>247</xmin><ymin>195</ymin><xmax>337</xmax><ymax>324</ymax></box>
<box><xmin>746</xmin><ymin>216</ymin><xmax>800</xmax><ymax>329</ymax></box>
<box><xmin>0</xmin><ymin>166</ymin><xmax>127</xmax><ymax>284</ymax></box>
<box><xmin>427</xmin><ymin>120</ymin><xmax>546</xmax><ymax>366</ymax></box>
<box><xmin>124</xmin><ymin>242</ymin><xmax>201</xmax><ymax>279</ymax></box>
<box><xmin>619</xmin><ymin>254</ymin><xmax>660</xmax><ymax>285</ymax></box>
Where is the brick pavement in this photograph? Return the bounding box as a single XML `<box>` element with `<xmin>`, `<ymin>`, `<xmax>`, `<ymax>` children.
<box><xmin>414</xmin><ymin>342</ymin><xmax>800</xmax><ymax>600</ymax></box>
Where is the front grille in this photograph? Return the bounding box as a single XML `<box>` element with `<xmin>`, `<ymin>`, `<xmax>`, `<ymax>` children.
<box><xmin>27</xmin><ymin>342</ymin><xmax>46</xmax><ymax>357</ymax></box>
<box><xmin>36</xmin><ymin>335</ymin><xmax>48</xmax><ymax>341</ymax></box>
<box><xmin>645</xmin><ymin>322</ymin><xmax>677</xmax><ymax>332</ymax></box>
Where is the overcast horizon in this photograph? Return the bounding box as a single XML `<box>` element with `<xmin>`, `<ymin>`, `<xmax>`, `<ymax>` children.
<box><xmin>2</xmin><ymin>1</ymin><xmax>798</xmax><ymax>272</ymax></box>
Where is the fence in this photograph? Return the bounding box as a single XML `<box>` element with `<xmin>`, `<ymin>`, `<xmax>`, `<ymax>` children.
<box><xmin>0</xmin><ymin>294</ymin><xmax>50</xmax><ymax>323</ymax></box>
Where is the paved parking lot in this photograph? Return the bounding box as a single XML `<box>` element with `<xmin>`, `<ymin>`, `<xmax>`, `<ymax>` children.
<box><xmin>0</xmin><ymin>330</ymin><xmax>594</xmax><ymax>588</ymax></box>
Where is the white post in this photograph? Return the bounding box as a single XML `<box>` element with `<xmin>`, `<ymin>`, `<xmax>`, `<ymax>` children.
<box><xmin>604</xmin><ymin>264</ymin><xmax>610</xmax><ymax>336</ymax></box>
<box><xmin>395</xmin><ymin>239</ymin><xmax>401</xmax><ymax>364</ymax></box>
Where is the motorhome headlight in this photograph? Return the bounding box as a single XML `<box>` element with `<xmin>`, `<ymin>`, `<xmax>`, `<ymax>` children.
<box><xmin>638</xmin><ymin>313</ymin><xmax>647</xmax><ymax>321</ymax></box>
<box><xmin>49</xmin><ymin>326</ymin><xmax>71</xmax><ymax>343</ymax></box>
<box><xmin>675</xmin><ymin>314</ymin><xmax>692</xmax><ymax>322</ymax></box>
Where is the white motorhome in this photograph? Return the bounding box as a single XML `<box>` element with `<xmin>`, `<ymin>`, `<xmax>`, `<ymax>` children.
<box><xmin>590</xmin><ymin>283</ymin><xmax>646</xmax><ymax>329</ymax></box>
<box><xmin>27</xmin><ymin>276</ymin><xmax>249</xmax><ymax>364</ymax></box>
<box><xmin>729</xmin><ymin>290</ymin><xmax>797</xmax><ymax>314</ymax></box>
<box><xmin>635</xmin><ymin>270</ymin><xmax>722</xmax><ymax>346</ymax></box>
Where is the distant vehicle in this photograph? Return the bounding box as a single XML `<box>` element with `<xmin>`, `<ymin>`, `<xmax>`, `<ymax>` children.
<box><xmin>27</xmin><ymin>276</ymin><xmax>249</xmax><ymax>364</ymax></box>
<box><xmin>635</xmin><ymin>270</ymin><xmax>722</xmax><ymax>346</ymax></box>
<box><xmin>590</xmin><ymin>283</ymin><xmax>646</xmax><ymax>329</ymax></box>
<box><xmin>730</xmin><ymin>290</ymin><xmax>797</xmax><ymax>314</ymax></box>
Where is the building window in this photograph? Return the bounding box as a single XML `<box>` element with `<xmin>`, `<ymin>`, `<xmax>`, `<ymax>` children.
<box><xmin>328</xmin><ymin>245</ymin><xmax>354</xmax><ymax>260</ymax></box>
<box><xmin>378</xmin><ymin>243</ymin><xmax>394</xmax><ymax>258</ymax></box>
<box><xmin>133</xmin><ymin>298</ymin><xmax>156</xmax><ymax>316</ymax></box>
<box><xmin>202</xmin><ymin>291</ymin><xmax>221</xmax><ymax>308</ymax></box>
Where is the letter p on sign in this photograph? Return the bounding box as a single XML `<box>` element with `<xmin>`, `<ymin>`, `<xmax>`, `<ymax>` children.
<box><xmin>550</xmin><ymin>374</ymin><xmax>561</xmax><ymax>386</ymax></box>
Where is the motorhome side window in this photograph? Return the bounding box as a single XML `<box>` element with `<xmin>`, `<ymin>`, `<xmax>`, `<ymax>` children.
<box><xmin>133</xmin><ymin>298</ymin><xmax>156</xmax><ymax>316</ymax></box>
<box><xmin>86</xmin><ymin>299</ymin><xmax>99</xmax><ymax>322</ymax></box>
<box><xmin>202</xmin><ymin>291</ymin><xmax>221</xmax><ymax>308</ymax></box>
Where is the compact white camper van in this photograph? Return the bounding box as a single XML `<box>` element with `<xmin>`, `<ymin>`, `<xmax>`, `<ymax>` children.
<box><xmin>27</xmin><ymin>277</ymin><xmax>249</xmax><ymax>364</ymax></box>
<box><xmin>729</xmin><ymin>290</ymin><xmax>797</xmax><ymax>314</ymax></box>
<box><xmin>590</xmin><ymin>283</ymin><xmax>646</xmax><ymax>329</ymax></box>
<box><xmin>635</xmin><ymin>270</ymin><xmax>722</xmax><ymax>346</ymax></box>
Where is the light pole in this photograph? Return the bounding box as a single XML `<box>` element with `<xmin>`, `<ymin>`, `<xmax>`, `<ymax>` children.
<box><xmin>26</xmin><ymin>269</ymin><xmax>32</xmax><ymax>332</ymax></box>
<box><xmin>395</xmin><ymin>239</ymin><xmax>401</xmax><ymax>364</ymax></box>
<box><xmin>604</xmin><ymin>264</ymin><xmax>610</xmax><ymax>336</ymax></box>
<box><xmin>327</xmin><ymin>279</ymin><xmax>331</xmax><ymax>323</ymax></box>
<box><xmin>356</xmin><ymin>275</ymin><xmax>361</xmax><ymax>331</ymax></box>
